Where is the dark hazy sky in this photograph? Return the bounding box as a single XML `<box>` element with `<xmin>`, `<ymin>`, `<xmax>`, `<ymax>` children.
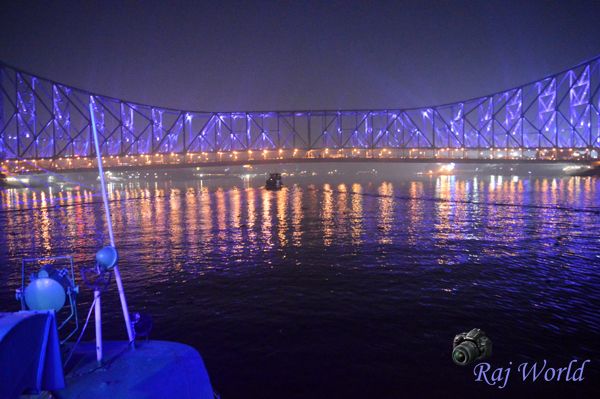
<box><xmin>1</xmin><ymin>1</ymin><xmax>600</xmax><ymax>112</ymax></box>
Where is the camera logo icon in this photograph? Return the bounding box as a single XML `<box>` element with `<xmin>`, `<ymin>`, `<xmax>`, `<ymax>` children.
<box><xmin>452</xmin><ymin>328</ymin><xmax>492</xmax><ymax>366</ymax></box>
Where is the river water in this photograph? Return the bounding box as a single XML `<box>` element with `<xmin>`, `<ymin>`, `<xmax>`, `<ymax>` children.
<box><xmin>1</xmin><ymin>163</ymin><xmax>599</xmax><ymax>398</ymax></box>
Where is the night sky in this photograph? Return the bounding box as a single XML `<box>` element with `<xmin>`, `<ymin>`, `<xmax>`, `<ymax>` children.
<box><xmin>1</xmin><ymin>1</ymin><xmax>600</xmax><ymax>112</ymax></box>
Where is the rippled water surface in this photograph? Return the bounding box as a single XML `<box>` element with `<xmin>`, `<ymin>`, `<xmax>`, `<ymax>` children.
<box><xmin>1</xmin><ymin>166</ymin><xmax>600</xmax><ymax>398</ymax></box>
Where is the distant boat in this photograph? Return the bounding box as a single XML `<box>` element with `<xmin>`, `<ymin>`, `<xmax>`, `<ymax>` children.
<box><xmin>563</xmin><ymin>164</ymin><xmax>600</xmax><ymax>176</ymax></box>
<box><xmin>265</xmin><ymin>173</ymin><xmax>283</xmax><ymax>190</ymax></box>
<box><xmin>96</xmin><ymin>171</ymin><xmax>124</xmax><ymax>182</ymax></box>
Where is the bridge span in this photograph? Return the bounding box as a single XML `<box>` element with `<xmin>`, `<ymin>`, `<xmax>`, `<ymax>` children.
<box><xmin>2</xmin><ymin>148</ymin><xmax>598</xmax><ymax>176</ymax></box>
<box><xmin>1</xmin><ymin>55</ymin><xmax>600</xmax><ymax>174</ymax></box>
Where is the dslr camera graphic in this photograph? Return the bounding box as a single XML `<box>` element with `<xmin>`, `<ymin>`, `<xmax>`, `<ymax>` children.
<box><xmin>452</xmin><ymin>328</ymin><xmax>492</xmax><ymax>366</ymax></box>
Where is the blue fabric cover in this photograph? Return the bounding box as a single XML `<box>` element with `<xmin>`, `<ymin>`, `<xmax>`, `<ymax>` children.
<box><xmin>0</xmin><ymin>311</ymin><xmax>65</xmax><ymax>398</ymax></box>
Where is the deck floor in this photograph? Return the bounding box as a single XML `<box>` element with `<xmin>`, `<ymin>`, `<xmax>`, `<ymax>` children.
<box><xmin>55</xmin><ymin>341</ymin><xmax>213</xmax><ymax>399</ymax></box>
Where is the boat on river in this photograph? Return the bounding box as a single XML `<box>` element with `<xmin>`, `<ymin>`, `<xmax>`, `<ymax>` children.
<box><xmin>265</xmin><ymin>172</ymin><xmax>283</xmax><ymax>190</ymax></box>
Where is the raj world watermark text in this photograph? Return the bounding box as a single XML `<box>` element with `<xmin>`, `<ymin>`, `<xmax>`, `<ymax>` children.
<box><xmin>473</xmin><ymin>359</ymin><xmax>590</xmax><ymax>389</ymax></box>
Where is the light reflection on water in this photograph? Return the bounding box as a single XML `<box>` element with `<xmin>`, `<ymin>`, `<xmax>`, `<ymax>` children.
<box><xmin>1</xmin><ymin>173</ymin><xmax>600</xmax><ymax>397</ymax></box>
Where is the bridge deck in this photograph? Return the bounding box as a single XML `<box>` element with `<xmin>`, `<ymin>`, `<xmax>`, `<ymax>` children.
<box><xmin>2</xmin><ymin>152</ymin><xmax>598</xmax><ymax>175</ymax></box>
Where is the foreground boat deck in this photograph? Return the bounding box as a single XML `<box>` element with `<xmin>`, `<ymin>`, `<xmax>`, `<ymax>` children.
<box><xmin>56</xmin><ymin>340</ymin><xmax>214</xmax><ymax>399</ymax></box>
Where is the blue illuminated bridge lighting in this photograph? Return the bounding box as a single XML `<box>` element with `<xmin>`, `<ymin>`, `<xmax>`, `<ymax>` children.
<box><xmin>1</xmin><ymin>56</ymin><xmax>600</xmax><ymax>173</ymax></box>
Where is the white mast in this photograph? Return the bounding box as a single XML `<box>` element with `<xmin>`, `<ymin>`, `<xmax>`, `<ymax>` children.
<box><xmin>89</xmin><ymin>97</ymin><xmax>135</xmax><ymax>363</ymax></box>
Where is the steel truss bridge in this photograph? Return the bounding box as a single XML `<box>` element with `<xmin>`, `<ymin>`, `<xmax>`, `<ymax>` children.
<box><xmin>1</xmin><ymin>56</ymin><xmax>600</xmax><ymax>174</ymax></box>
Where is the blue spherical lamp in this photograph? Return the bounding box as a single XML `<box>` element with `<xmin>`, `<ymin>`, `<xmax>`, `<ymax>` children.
<box><xmin>96</xmin><ymin>246</ymin><xmax>118</xmax><ymax>271</ymax></box>
<box><xmin>24</xmin><ymin>277</ymin><xmax>66</xmax><ymax>311</ymax></box>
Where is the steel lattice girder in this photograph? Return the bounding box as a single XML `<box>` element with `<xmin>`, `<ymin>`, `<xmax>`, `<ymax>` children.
<box><xmin>1</xmin><ymin>57</ymin><xmax>600</xmax><ymax>160</ymax></box>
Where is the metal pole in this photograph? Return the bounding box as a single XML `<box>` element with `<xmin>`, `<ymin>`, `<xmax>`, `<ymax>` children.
<box><xmin>94</xmin><ymin>290</ymin><xmax>102</xmax><ymax>364</ymax></box>
<box><xmin>89</xmin><ymin>98</ymin><xmax>135</xmax><ymax>347</ymax></box>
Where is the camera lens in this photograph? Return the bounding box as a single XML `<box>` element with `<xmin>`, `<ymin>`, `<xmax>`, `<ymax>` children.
<box><xmin>452</xmin><ymin>341</ymin><xmax>479</xmax><ymax>366</ymax></box>
<box><xmin>453</xmin><ymin>350</ymin><xmax>466</xmax><ymax>364</ymax></box>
